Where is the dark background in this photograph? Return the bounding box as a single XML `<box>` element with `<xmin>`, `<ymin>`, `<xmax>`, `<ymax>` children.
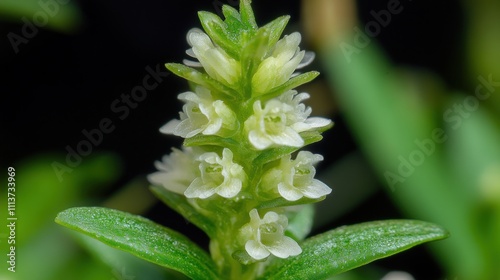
<box><xmin>1</xmin><ymin>0</ymin><xmax>463</xmax><ymax>278</ymax></box>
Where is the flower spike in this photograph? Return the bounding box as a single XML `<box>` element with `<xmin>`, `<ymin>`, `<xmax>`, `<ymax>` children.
<box><xmin>149</xmin><ymin>0</ymin><xmax>332</xmax><ymax>276</ymax></box>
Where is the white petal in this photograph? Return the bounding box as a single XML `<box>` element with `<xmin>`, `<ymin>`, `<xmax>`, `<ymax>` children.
<box><xmin>292</xmin><ymin>92</ymin><xmax>311</xmax><ymax>104</ymax></box>
<box><xmin>202</xmin><ymin>118</ymin><xmax>223</xmax><ymax>135</ymax></box>
<box><xmin>249</xmin><ymin>209</ymin><xmax>260</xmax><ymax>222</ymax></box>
<box><xmin>262</xmin><ymin>211</ymin><xmax>280</xmax><ymax>223</ymax></box>
<box><xmin>184</xmin><ymin>178</ymin><xmax>217</xmax><ymax>199</ymax></box>
<box><xmin>278</xmin><ymin>183</ymin><xmax>304</xmax><ymax>201</ymax></box>
<box><xmin>266</xmin><ymin>236</ymin><xmax>302</xmax><ymax>258</ymax></box>
<box><xmin>291</xmin><ymin>122</ymin><xmax>312</xmax><ymax>133</ymax></box>
<box><xmin>268</xmin><ymin>127</ymin><xmax>304</xmax><ymax>147</ymax></box>
<box><xmin>304</xmin><ymin>117</ymin><xmax>332</xmax><ymax>129</ymax></box>
<box><xmin>248</xmin><ymin>130</ymin><xmax>273</xmax><ymax>150</ymax></box>
<box><xmin>274</xmin><ymin>32</ymin><xmax>301</xmax><ymax>61</ymax></box>
<box><xmin>147</xmin><ymin>172</ymin><xmax>187</xmax><ymax>195</ymax></box>
<box><xmin>178</xmin><ymin>91</ymin><xmax>199</xmax><ymax>102</ymax></box>
<box><xmin>182</xmin><ymin>59</ymin><xmax>203</xmax><ymax>67</ymax></box>
<box><xmin>296</xmin><ymin>51</ymin><xmax>315</xmax><ymax>69</ymax></box>
<box><xmin>279</xmin><ymin>50</ymin><xmax>305</xmax><ymax>84</ymax></box>
<box><xmin>302</xmin><ymin>179</ymin><xmax>332</xmax><ymax>198</ymax></box>
<box><xmin>186</xmin><ymin>28</ymin><xmax>204</xmax><ymax>47</ymax></box>
<box><xmin>175</xmin><ymin>119</ymin><xmax>203</xmax><ymax>138</ymax></box>
<box><xmin>189</xmin><ymin>31</ymin><xmax>239</xmax><ymax>85</ymax></box>
<box><xmin>213</xmin><ymin>100</ymin><xmax>236</xmax><ymax>125</ymax></box>
<box><xmin>296</xmin><ymin>151</ymin><xmax>323</xmax><ymax>165</ymax></box>
<box><xmin>159</xmin><ymin>119</ymin><xmax>180</xmax><ymax>135</ymax></box>
<box><xmin>245</xmin><ymin>240</ymin><xmax>270</xmax><ymax>260</ymax></box>
<box><xmin>217</xmin><ymin>178</ymin><xmax>242</xmax><ymax>198</ymax></box>
<box><xmin>185</xmin><ymin>48</ymin><xmax>197</xmax><ymax>58</ymax></box>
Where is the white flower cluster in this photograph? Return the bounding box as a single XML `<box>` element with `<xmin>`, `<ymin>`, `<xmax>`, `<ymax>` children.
<box><xmin>149</xmin><ymin>12</ymin><xmax>332</xmax><ymax>263</ymax></box>
<box><xmin>148</xmin><ymin>147</ymin><xmax>245</xmax><ymax>199</ymax></box>
<box><xmin>245</xmin><ymin>90</ymin><xmax>332</xmax><ymax>150</ymax></box>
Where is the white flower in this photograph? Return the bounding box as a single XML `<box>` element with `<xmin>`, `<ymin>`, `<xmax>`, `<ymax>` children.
<box><xmin>240</xmin><ymin>209</ymin><xmax>301</xmax><ymax>260</ymax></box>
<box><xmin>245</xmin><ymin>99</ymin><xmax>303</xmax><ymax>149</ymax></box>
<box><xmin>160</xmin><ymin>86</ymin><xmax>236</xmax><ymax>138</ymax></box>
<box><xmin>184</xmin><ymin>148</ymin><xmax>246</xmax><ymax>199</ymax></box>
<box><xmin>278</xmin><ymin>90</ymin><xmax>332</xmax><ymax>133</ymax></box>
<box><xmin>244</xmin><ymin>91</ymin><xmax>332</xmax><ymax>150</ymax></box>
<box><xmin>186</xmin><ymin>28</ymin><xmax>241</xmax><ymax>86</ymax></box>
<box><xmin>252</xmin><ymin>32</ymin><xmax>304</xmax><ymax>94</ymax></box>
<box><xmin>147</xmin><ymin>147</ymin><xmax>199</xmax><ymax>195</ymax></box>
<box><xmin>262</xmin><ymin>151</ymin><xmax>331</xmax><ymax>201</ymax></box>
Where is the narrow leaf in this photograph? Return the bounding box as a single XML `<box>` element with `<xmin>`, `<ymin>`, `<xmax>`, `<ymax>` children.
<box><xmin>260</xmin><ymin>220</ymin><xmax>449</xmax><ymax>280</ymax></box>
<box><xmin>76</xmin><ymin>233</ymin><xmax>187</xmax><ymax>280</ymax></box>
<box><xmin>165</xmin><ymin>63</ymin><xmax>239</xmax><ymax>99</ymax></box>
<box><xmin>259</xmin><ymin>71</ymin><xmax>320</xmax><ymax>99</ymax></box>
<box><xmin>239</xmin><ymin>0</ymin><xmax>258</xmax><ymax>29</ymax></box>
<box><xmin>198</xmin><ymin>11</ymin><xmax>240</xmax><ymax>58</ymax></box>
<box><xmin>183</xmin><ymin>134</ymin><xmax>241</xmax><ymax>149</ymax></box>
<box><xmin>253</xmin><ymin>146</ymin><xmax>300</xmax><ymax>166</ymax></box>
<box><xmin>150</xmin><ymin>185</ymin><xmax>216</xmax><ymax>238</ymax></box>
<box><xmin>55</xmin><ymin>207</ymin><xmax>219</xmax><ymax>280</ymax></box>
<box><xmin>260</xmin><ymin>15</ymin><xmax>290</xmax><ymax>48</ymax></box>
<box><xmin>286</xmin><ymin>204</ymin><xmax>315</xmax><ymax>241</ymax></box>
<box><xmin>222</xmin><ymin>5</ymin><xmax>241</xmax><ymax>22</ymax></box>
<box><xmin>258</xmin><ymin>197</ymin><xmax>324</xmax><ymax>210</ymax></box>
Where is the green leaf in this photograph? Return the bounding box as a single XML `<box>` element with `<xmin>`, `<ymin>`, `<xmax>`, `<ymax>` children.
<box><xmin>222</xmin><ymin>5</ymin><xmax>241</xmax><ymax>23</ymax></box>
<box><xmin>222</xmin><ymin>6</ymin><xmax>245</xmax><ymax>39</ymax></box>
<box><xmin>239</xmin><ymin>0</ymin><xmax>257</xmax><ymax>29</ymax></box>
<box><xmin>299</xmin><ymin>122</ymin><xmax>334</xmax><ymax>146</ymax></box>
<box><xmin>55</xmin><ymin>207</ymin><xmax>219</xmax><ymax>280</ymax></box>
<box><xmin>150</xmin><ymin>185</ymin><xmax>216</xmax><ymax>238</ymax></box>
<box><xmin>260</xmin><ymin>15</ymin><xmax>290</xmax><ymax>48</ymax></box>
<box><xmin>260</xmin><ymin>220</ymin><xmax>449</xmax><ymax>280</ymax></box>
<box><xmin>76</xmin><ymin>233</ymin><xmax>188</xmax><ymax>280</ymax></box>
<box><xmin>165</xmin><ymin>63</ymin><xmax>239</xmax><ymax>99</ymax></box>
<box><xmin>259</xmin><ymin>71</ymin><xmax>320</xmax><ymax>99</ymax></box>
<box><xmin>198</xmin><ymin>11</ymin><xmax>240</xmax><ymax>58</ymax></box>
<box><xmin>253</xmin><ymin>146</ymin><xmax>300</xmax><ymax>166</ymax></box>
<box><xmin>285</xmin><ymin>204</ymin><xmax>315</xmax><ymax>241</ymax></box>
<box><xmin>183</xmin><ymin>134</ymin><xmax>241</xmax><ymax>149</ymax></box>
<box><xmin>258</xmin><ymin>196</ymin><xmax>325</xmax><ymax>210</ymax></box>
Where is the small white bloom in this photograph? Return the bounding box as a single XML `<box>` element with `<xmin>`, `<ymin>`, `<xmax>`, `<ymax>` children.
<box><xmin>160</xmin><ymin>86</ymin><xmax>236</xmax><ymax>138</ymax></box>
<box><xmin>244</xmin><ymin>91</ymin><xmax>331</xmax><ymax>150</ymax></box>
<box><xmin>262</xmin><ymin>151</ymin><xmax>331</xmax><ymax>201</ymax></box>
<box><xmin>186</xmin><ymin>28</ymin><xmax>241</xmax><ymax>86</ymax></box>
<box><xmin>147</xmin><ymin>147</ymin><xmax>199</xmax><ymax>195</ymax></box>
<box><xmin>240</xmin><ymin>209</ymin><xmax>301</xmax><ymax>260</ymax></box>
<box><xmin>278</xmin><ymin>90</ymin><xmax>332</xmax><ymax>133</ymax></box>
<box><xmin>252</xmin><ymin>32</ymin><xmax>305</xmax><ymax>94</ymax></box>
<box><xmin>184</xmin><ymin>148</ymin><xmax>246</xmax><ymax>199</ymax></box>
<box><xmin>245</xmin><ymin>99</ymin><xmax>303</xmax><ymax>149</ymax></box>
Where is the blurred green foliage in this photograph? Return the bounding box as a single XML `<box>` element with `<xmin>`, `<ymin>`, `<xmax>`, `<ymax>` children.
<box><xmin>318</xmin><ymin>1</ymin><xmax>500</xmax><ymax>278</ymax></box>
<box><xmin>0</xmin><ymin>153</ymin><xmax>175</xmax><ymax>280</ymax></box>
<box><xmin>0</xmin><ymin>0</ymin><xmax>82</xmax><ymax>33</ymax></box>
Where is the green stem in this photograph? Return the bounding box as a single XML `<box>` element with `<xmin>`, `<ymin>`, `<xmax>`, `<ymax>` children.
<box><xmin>210</xmin><ymin>229</ymin><xmax>261</xmax><ymax>279</ymax></box>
